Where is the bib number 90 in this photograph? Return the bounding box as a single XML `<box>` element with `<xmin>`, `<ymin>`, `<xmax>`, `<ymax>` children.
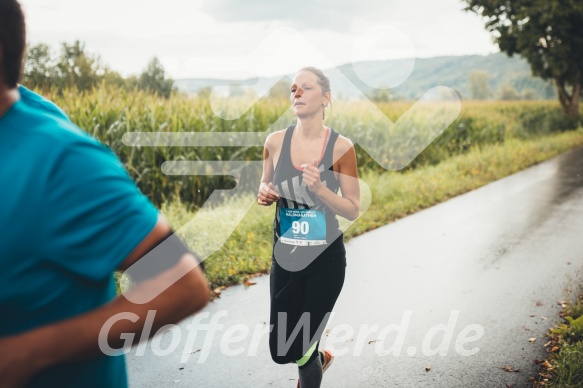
<box><xmin>292</xmin><ymin>221</ymin><xmax>309</xmax><ymax>235</ymax></box>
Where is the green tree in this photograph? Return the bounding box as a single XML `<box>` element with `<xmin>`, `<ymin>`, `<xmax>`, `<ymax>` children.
<box><xmin>521</xmin><ymin>88</ymin><xmax>538</xmax><ymax>100</ymax></box>
<box><xmin>125</xmin><ymin>75</ymin><xmax>140</xmax><ymax>89</ymax></box>
<box><xmin>463</xmin><ymin>0</ymin><xmax>583</xmax><ymax>121</ymax></box>
<box><xmin>498</xmin><ymin>84</ymin><xmax>519</xmax><ymax>100</ymax></box>
<box><xmin>139</xmin><ymin>57</ymin><xmax>174</xmax><ymax>98</ymax></box>
<box><xmin>24</xmin><ymin>41</ymin><xmax>110</xmax><ymax>92</ymax></box>
<box><xmin>102</xmin><ymin>70</ymin><xmax>127</xmax><ymax>89</ymax></box>
<box><xmin>468</xmin><ymin>70</ymin><xmax>491</xmax><ymax>100</ymax></box>
<box><xmin>23</xmin><ymin>42</ymin><xmax>178</xmax><ymax>96</ymax></box>
<box><xmin>56</xmin><ymin>40</ymin><xmax>104</xmax><ymax>91</ymax></box>
<box><xmin>368</xmin><ymin>86</ymin><xmax>402</xmax><ymax>102</ymax></box>
<box><xmin>23</xmin><ymin>43</ymin><xmax>57</xmax><ymax>90</ymax></box>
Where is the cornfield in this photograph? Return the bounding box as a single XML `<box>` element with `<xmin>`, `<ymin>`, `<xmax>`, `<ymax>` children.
<box><xmin>40</xmin><ymin>85</ymin><xmax>580</xmax><ymax>208</ymax></box>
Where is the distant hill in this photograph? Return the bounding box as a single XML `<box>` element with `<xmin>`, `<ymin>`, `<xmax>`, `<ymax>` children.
<box><xmin>174</xmin><ymin>53</ymin><xmax>556</xmax><ymax>100</ymax></box>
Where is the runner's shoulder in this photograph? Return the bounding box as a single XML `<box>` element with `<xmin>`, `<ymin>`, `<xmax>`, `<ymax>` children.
<box><xmin>264</xmin><ymin>129</ymin><xmax>287</xmax><ymax>148</ymax></box>
<box><xmin>334</xmin><ymin>134</ymin><xmax>355</xmax><ymax>155</ymax></box>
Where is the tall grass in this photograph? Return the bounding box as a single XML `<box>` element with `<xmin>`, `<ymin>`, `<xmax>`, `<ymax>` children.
<box><xmin>39</xmin><ymin>85</ymin><xmax>582</xmax><ymax>208</ymax></box>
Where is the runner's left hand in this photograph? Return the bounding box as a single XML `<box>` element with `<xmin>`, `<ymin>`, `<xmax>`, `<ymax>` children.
<box><xmin>301</xmin><ymin>159</ymin><xmax>324</xmax><ymax>195</ymax></box>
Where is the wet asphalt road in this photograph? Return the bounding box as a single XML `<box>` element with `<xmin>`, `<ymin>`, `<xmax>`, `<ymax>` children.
<box><xmin>127</xmin><ymin>147</ymin><xmax>583</xmax><ymax>388</ymax></box>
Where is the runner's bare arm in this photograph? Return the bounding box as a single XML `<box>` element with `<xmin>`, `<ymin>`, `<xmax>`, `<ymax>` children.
<box><xmin>0</xmin><ymin>216</ymin><xmax>208</xmax><ymax>387</ymax></box>
<box><xmin>258</xmin><ymin>132</ymin><xmax>282</xmax><ymax>206</ymax></box>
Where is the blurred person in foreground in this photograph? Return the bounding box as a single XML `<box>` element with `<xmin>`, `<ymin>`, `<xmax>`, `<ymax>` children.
<box><xmin>0</xmin><ymin>1</ymin><xmax>209</xmax><ymax>387</ymax></box>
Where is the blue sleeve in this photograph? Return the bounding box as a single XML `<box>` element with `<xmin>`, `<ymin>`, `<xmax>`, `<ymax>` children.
<box><xmin>18</xmin><ymin>85</ymin><xmax>72</xmax><ymax>123</ymax></box>
<box><xmin>42</xmin><ymin>136</ymin><xmax>159</xmax><ymax>281</ymax></box>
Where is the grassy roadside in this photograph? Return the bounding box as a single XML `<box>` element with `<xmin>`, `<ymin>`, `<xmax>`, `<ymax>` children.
<box><xmin>533</xmin><ymin>289</ymin><xmax>583</xmax><ymax>387</ymax></box>
<box><xmin>156</xmin><ymin>127</ymin><xmax>583</xmax><ymax>291</ymax></box>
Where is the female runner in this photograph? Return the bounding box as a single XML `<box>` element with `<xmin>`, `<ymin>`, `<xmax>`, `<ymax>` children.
<box><xmin>258</xmin><ymin>67</ymin><xmax>360</xmax><ymax>387</ymax></box>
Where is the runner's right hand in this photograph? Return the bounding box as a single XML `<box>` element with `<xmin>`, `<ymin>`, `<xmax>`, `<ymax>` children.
<box><xmin>258</xmin><ymin>182</ymin><xmax>280</xmax><ymax>206</ymax></box>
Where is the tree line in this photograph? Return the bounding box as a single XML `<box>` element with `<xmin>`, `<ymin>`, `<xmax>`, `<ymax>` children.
<box><xmin>23</xmin><ymin>40</ymin><xmax>174</xmax><ymax>98</ymax></box>
<box><xmin>467</xmin><ymin>70</ymin><xmax>549</xmax><ymax>101</ymax></box>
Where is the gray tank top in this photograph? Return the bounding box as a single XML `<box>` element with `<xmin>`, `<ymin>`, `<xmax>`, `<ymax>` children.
<box><xmin>272</xmin><ymin>125</ymin><xmax>346</xmax><ymax>270</ymax></box>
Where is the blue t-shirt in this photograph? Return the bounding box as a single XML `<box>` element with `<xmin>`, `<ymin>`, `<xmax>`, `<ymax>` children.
<box><xmin>0</xmin><ymin>91</ymin><xmax>158</xmax><ymax>387</ymax></box>
<box><xmin>18</xmin><ymin>85</ymin><xmax>71</xmax><ymax>122</ymax></box>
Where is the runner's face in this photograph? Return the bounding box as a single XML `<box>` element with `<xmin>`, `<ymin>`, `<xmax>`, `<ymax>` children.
<box><xmin>290</xmin><ymin>71</ymin><xmax>328</xmax><ymax>118</ymax></box>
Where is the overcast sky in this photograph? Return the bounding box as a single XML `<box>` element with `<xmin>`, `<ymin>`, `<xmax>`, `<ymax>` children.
<box><xmin>20</xmin><ymin>0</ymin><xmax>498</xmax><ymax>79</ymax></box>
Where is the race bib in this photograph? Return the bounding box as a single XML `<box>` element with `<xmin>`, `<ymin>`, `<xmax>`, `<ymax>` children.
<box><xmin>279</xmin><ymin>208</ymin><xmax>327</xmax><ymax>246</ymax></box>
